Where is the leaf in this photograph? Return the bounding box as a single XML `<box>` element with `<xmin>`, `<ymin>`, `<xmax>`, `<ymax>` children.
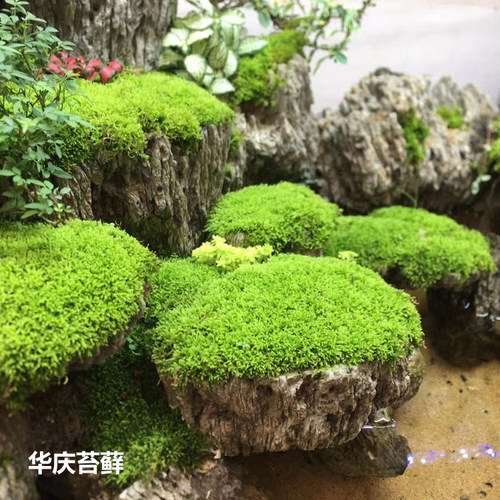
<box><xmin>0</xmin><ymin>169</ymin><xmax>14</xmax><ymax>176</ymax></box>
<box><xmin>183</xmin><ymin>15</ymin><xmax>213</xmax><ymax>30</ymax></box>
<box><xmin>210</xmin><ymin>77</ymin><xmax>235</xmax><ymax>95</ymax></box>
<box><xmin>220</xmin><ymin>10</ymin><xmax>245</xmax><ymax>26</ymax></box>
<box><xmin>208</xmin><ymin>42</ymin><xmax>228</xmax><ymax>70</ymax></box>
<box><xmin>223</xmin><ymin>50</ymin><xmax>238</xmax><ymax>77</ymax></box>
<box><xmin>184</xmin><ymin>54</ymin><xmax>208</xmax><ymax>82</ymax></box>
<box><xmin>163</xmin><ymin>29</ymin><xmax>189</xmax><ymax>48</ymax></box>
<box><xmin>158</xmin><ymin>50</ymin><xmax>184</xmax><ymax>68</ymax></box>
<box><xmin>20</xmin><ymin>209</ymin><xmax>39</xmax><ymax>219</ymax></box>
<box><xmin>100</xmin><ymin>66</ymin><xmax>116</xmax><ymax>84</ymax></box>
<box><xmin>187</xmin><ymin>29</ymin><xmax>213</xmax><ymax>45</ymax></box>
<box><xmin>238</xmin><ymin>36</ymin><xmax>268</xmax><ymax>56</ymax></box>
<box><xmin>198</xmin><ymin>0</ymin><xmax>214</xmax><ymax>14</ymax></box>
<box><xmin>258</xmin><ymin>11</ymin><xmax>272</xmax><ymax>28</ymax></box>
<box><xmin>335</xmin><ymin>52</ymin><xmax>348</xmax><ymax>65</ymax></box>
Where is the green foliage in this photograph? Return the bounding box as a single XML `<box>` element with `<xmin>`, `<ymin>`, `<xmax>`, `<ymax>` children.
<box><xmin>192</xmin><ymin>235</ymin><xmax>273</xmax><ymax>271</ymax></box>
<box><xmin>0</xmin><ymin>0</ymin><xmax>90</xmax><ymax>221</ymax></box>
<box><xmin>234</xmin><ymin>30</ymin><xmax>306</xmax><ymax>107</ymax></box>
<box><xmin>398</xmin><ymin>109</ymin><xmax>429</xmax><ymax>166</ymax></box>
<box><xmin>60</xmin><ymin>72</ymin><xmax>234</xmax><ymax>170</ymax></box>
<box><xmin>326</xmin><ymin>206</ymin><xmax>496</xmax><ymax>288</ymax></box>
<box><xmin>250</xmin><ymin>0</ymin><xmax>375</xmax><ymax>72</ymax></box>
<box><xmin>0</xmin><ymin>220</ymin><xmax>157</xmax><ymax>407</ymax></box>
<box><xmin>206</xmin><ymin>182</ymin><xmax>339</xmax><ymax>253</ymax></box>
<box><xmin>153</xmin><ymin>254</ymin><xmax>423</xmax><ymax>385</ymax></box>
<box><xmin>146</xmin><ymin>258</ymin><xmax>220</xmax><ymax>327</ymax></box>
<box><xmin>160</xmin><ymin>0</ymin><xmax>268</xmax><ymax>95</ymax></box>
<box><xmin>84</xmin><ymin>337</ymin><xmax>205</xmax><ymax>488</ymax></box>
<box><xmin>436</xmin><ymin>105</ymin><xmax>464</xmax><ymax>130</ymax></box>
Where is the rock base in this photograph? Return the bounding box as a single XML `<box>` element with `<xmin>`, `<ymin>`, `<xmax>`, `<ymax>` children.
<box><xmin>163</xmin><ymin>351</ymin><xmax>423</xmax><ymax>456</ymax></box>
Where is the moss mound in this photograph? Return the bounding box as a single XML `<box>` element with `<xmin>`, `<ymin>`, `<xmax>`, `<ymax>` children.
<box><xmin>206</xmin><ymin>182</ymin><xmax>339</xmax><ymax>253</ymax></box>
<box><xmin>84</xmin><ymin>336</ymin><xmax>205</xmax><ymax>488</ymax></box>
<box><xmin>153</xmin><ymin>254</ymin><xmax>423</xmax><ymax>386</ymax></box>
<box><xmin>146</xmin><ymin>258</ymin><xmax>221</xmax><ymax>327</ymax></box>
<box><xmin>0</xmin><ymin>220</ymin><xmax>157</xmax><ymax>406</ymax></box>
<box><xmin>234</xmin><ymin>30</ymin><xmax>306</xmax><ymax>107</ymax></box>
<box><xmin>61</xmin><ymin>72</ymin><xmax>234</xmax><ymax>169</ymax></box>
<box><xmin>326</xmin><ymin>206</ymin><xmax>496</xmax><ymax>288</ymax></box>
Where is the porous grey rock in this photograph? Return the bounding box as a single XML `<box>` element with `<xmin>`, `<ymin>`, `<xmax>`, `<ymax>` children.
<box><xmin>232</xmin><ymin>55</ymin><xmax>320</xmax><ymax>187</ymax></box>
<box><xmin>119</xmin><ymin>460</ymin><xmax>268</xmax><ymax>500</ymax></box>
<box><xmin>61</xmin><ymin>125</ymin><xmax>231</xmax><ymax>254</ymax></box>
<box><xmin>162</xmin><ymin>351</ymin><xmax>422</xmax><ymax>457</ymax></box>
<box><xmin>306</xmin><ymin>423</ymin><xmax>411</xmax><ymax>478</ymax></box>
<box><xmin>28</xmin><ymin>0</ymin><xmax>176</xmax><ymax>70</ymax></box>
<box><xmin>317</xmin><ymin>69</ymin><xmax>498</xmax><ymax>213</ymax></box>
<box><xmin>427</xmin><ymin>234</ymin><xmax>500</xmax><ymax>366</ymax></box>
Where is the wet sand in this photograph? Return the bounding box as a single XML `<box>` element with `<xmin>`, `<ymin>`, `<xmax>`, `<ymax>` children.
<box><xmin>233</xmin><ymin>292</ymin><xmax>500</xmax><ymax>499</ymax></box>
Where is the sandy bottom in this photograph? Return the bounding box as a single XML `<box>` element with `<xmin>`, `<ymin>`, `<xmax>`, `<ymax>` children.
<box><xmin>232</xmin><ymin>292</ymin><xmax>500</xmax><ymax>499</ymax></box>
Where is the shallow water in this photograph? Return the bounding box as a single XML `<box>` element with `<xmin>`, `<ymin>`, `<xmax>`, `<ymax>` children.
<box><xmin>232</xmin><ymin>291</ymin><xmax>500</xmax><ymax>499</ymax></box>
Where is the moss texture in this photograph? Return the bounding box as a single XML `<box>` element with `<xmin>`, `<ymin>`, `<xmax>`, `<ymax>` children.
<box><xmin>398</xmin><ymin>109</ymin><xmax>429</xmax><ymax>166</ymax></box>
<box><xmin>234</xmin><ymin>30</ymin><xmax>306</xmax><ymax>107</ymax></box>
<box><xmin>0</xmin><ymin>220</ymin><xmax>157</xmax><ymax>406</ymax></box>
<box><xmin>436</xmin><ymin>106</ymin><xmax>464</xmax><ymax>130</ymax></box>
<box><xmin>206</xmin><ymin>182</ymin><xmax>339</xmax><ymax>253</ymax></box>
<box><xmin>146</xmin><ymin>258</ymin><xmax>220</xmax><ymax>327</ymax></box>
<box><xmin>153</xmin><ymin>254</ymin><xmax>423</xmax><ymax>386</ymax></box>
<box><xmin>60</xmin><ymin>72</ymin><xmax>234</xmax><ymax>169</ymax></box>
<box><xmin>326</xmin><ymin>206</ymin><xmax>496</xmax><ymax>288</ymax></box>
<box><xmin>84</xmin><ymin>336</ymin><xmax>205</xmax><ymax>488</ymax></box>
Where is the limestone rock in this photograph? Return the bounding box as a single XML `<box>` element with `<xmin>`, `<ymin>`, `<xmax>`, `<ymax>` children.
<box><xmin>427</xmin><ymin>234</ymin><xmax>500</xmax><ymax>366</ymax></box>
<box><xmin>28</xmin><ymin>0</ymin><xmax>176</xmax><ymax>70</ymax></box>
<box><xmin>317</xmin><ymin>69</ymin><xmax>498</xmax><ymax>213</ymax></box>
<box><xmin>163</xmin><ymin>351</ymin><xmax>421</xmax><ymax>457</ymax></box>
<box><xmin>61</xmin><ymin>124</ymin><xmax>231</xmax><ymax>254</ymax></box>
<box><xmin>232</xmin><ymin>55</ymin><xmax>320</xmax><ymax>187</ymax></box>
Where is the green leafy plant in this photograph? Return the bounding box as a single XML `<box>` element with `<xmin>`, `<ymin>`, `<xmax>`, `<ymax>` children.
<box><xmin>249</xmin><ymin>0</ymin><xmax>375</xmax><ymax>72</ymax></box>
<box><xmin>436</xmin><ymin>105</ymin><xmax>464</xmax><ymax>130</ymax></box>
<box><xmin>192</xmin><ymin>235</ymin><xmax>273</xmax><ymax>271</ymax></box>
<box><xmin>0</xmin><ymin>0</ymin><xmax>90</xmax><ymax>221</ymax></box>
<box><xmin>160</xmin><ymin>0</ymin><xmax>268</xmax><ymax>94</ymax></box>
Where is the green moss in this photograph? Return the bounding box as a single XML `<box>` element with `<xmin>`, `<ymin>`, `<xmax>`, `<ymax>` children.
<box><xmin>326</xmin><ymin>206</ymin><xmax>496</xmax><ymax>288</ymax></box>
<box><xmin>488</xmin><ymin>118</ymin><xmax>500</xmax><ymax>172</ymax></box>
<box><xmin>60</xmin><ymin>72</ymin><xmax>234</xmax><ymax>170</ymax></box>
<box><xmin>206</xmin><ymin>182</ymin><xmax>339</xmax><ymax>253</ymax></box>
<box><xmin>234</xmin><ymin>30</ymin><xmax>306</xmax><ymax>107</ymax></box>
<box><xmin>398</xmin><ymin>109</ymin><xmax>429</xmax><ymax>166</ymax></box>
<box><xmin>0</xmin><ymin>220</ymin><xmax>158</xmax><ymax>407</ymax></box>
<box><xmin>153</xmin><ymin>254</ymin><xmax>423</xmax><ymax>385</ymax></box>
<box><xmin>146</xmin><ymin>258</ymin><xmax>221</xmax><ymax>326</ymax></box>
<box><xmin>229</xmin><ymin>127</ymin><xmax>245</xmax><ymax>159</ymax></box>
<box><xmin>436</xmin><ymin>106</ymin><xmax>464</xmax><ymax>129</ymax></box>
<box><xmin>84</xmin><ymin>337</ymin><xmax>205</xmax><ymax>488</ymax></box>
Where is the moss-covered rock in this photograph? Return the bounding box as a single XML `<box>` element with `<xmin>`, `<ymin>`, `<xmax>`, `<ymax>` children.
<box><xmin>153</xmin><ymin>254</ymin><xmax>423</xmax><ymax>386</ymax></box>
<box><xmin>326</xmin><ymin>206</ymin><xmax>496</xmax><ymax>288</ymax></box>
<box><xmin>206</xmin><ymin>182</ymin><xmax>338</xmax><ymax>253</ymax></box>
<box><xmin>62</xmin><ymin>72</ymin><xmax>234</xmax><ymax>169</ymax></box>
<box><xmin>0</xmin><ymin>220</ymin><xmax>157</xmax><ymax>407</ymax></box>
<box><xmin>234</xmin><ymin>30</ymin><xmax>306</xmax><ymax>108</ymax></box>
<box><xmin>58</xmin><ymin>73</ymin><xmax>234</xmax><ymax>255</ymax></box>
<box><xmin>436</xmin><ymin>105</ymin><xmax>465</xmax><ymax>129</ymax></box>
